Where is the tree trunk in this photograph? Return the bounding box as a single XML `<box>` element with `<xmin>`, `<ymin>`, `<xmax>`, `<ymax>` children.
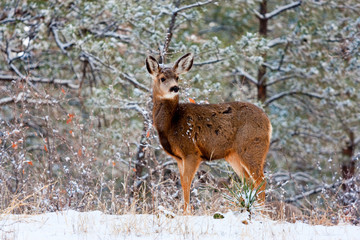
<box><xmin>341</xmin><ymin>130</ymin><xmax>355</xmax><ymax>191</ymax></box>
<box><xmin>257</xmin><ymin>0</ymin><xmax>268</xmax><ymax>103</ymax></box>
<box><xmin>134</xmin><ymin>125</ymin><xmax>148</xmax><ymax>179</ymax></box>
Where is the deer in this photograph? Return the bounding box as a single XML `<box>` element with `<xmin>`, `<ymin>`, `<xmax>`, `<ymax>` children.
<box><xmin>146</xmin><ymin>53</ymin><xmax>272</xmax><ymax>212</ymax></box>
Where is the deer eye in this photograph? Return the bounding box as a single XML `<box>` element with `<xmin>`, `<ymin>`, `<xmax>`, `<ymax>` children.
<box><xmin>176</xmin><ymin>76</ymin><xmax>179</xmax><ymax>81</ymax></box>
<box><xmin>160</xmin><ymin>77</ymin><xmax>166</xmax><ymax>82</ymax></box>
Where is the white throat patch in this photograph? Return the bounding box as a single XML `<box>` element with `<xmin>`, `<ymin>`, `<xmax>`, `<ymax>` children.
<box><xmin>159</xmin><ymin>91</ymin><xmax>179</xmax><ymax>99</ymax></box>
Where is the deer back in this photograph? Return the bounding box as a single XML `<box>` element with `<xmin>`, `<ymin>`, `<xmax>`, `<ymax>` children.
<box><xmin>165</xmin><ymin>101</ymin><xmax>271</xmax><ymax>160</ymax></box>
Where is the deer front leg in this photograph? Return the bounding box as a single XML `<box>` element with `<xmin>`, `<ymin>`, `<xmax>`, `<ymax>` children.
<box><xmin>176</xmin><ymin>155</ymin><xmax>201</xmax><ymax>214</ymax></box>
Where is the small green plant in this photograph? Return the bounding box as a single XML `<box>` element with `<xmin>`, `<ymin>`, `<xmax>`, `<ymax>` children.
<box><xmin>223</xmin><ymin>176</ymin><xmax>264</xmax><ymax>214</ymax></box>
<box><xmin>213</xmin><ymin>212</ymin><xmax>225</xmax><ymax>219</ymax></box>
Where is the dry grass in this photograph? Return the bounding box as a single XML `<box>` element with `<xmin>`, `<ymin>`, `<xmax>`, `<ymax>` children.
<box><xmin>0</xmin><ymin>176</ymin><xmax>355</xmax><ymax>227</ymax></box>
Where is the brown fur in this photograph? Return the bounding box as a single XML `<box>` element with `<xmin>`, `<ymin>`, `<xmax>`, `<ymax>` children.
<box><xmin>146</xmin><ymin>53</ymin><xmax>271</xmax><ymax>211</ymax></box>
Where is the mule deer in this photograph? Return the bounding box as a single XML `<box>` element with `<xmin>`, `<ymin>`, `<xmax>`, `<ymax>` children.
<box><xmin>146</xmin><ymin>53</ymin><xmax>271</xmax><ymax>211</ymax></box>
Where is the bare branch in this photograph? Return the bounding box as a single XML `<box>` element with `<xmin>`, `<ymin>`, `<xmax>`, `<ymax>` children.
<box><xmin>193</xmin><ymin>58</ymin><xmax>224</xmax><ymax>66</ymax></box>
<box><xmin>0</xmin><ymin>93</ymin><xmax>27</xmax><ymax>105</ymax></box>
<box><xmin>0</xmin><ymin>74</ymin><xmax>19</xmax><ymax>81</ymax></box>
<box><xmin>80</xmin><ymin>51</ymin><xmax>116</xmax><ymax>71</ymax></box>
<box><xmin>277</xmin><ymin>41</ymin><xmax>290</xmax><ymax>70</ymax></box>
<box><xmin>160</xmin><ymin>9</ymin><xmax>179</xmax><ymax>63</ymax></box>
<box><xmin>9</xmin><ymin>63</ymin><xmax>25</xmax><ymax>78</ymax></box>
<box><xmin>160</xmin><ymin>0</ymin><xmax>214</xmax><ymax>63</ymax></box>
<box><xmin>0</xmin><ymin>74</ymin><xmax>79</xmax><ymax>89</ymax></box>
<box><xmin>0</xmin><ymin>8</ymin><xmax>44</xmax><ymax>25</ymax></box>
<box><xmin>0</xmin><ymin>18</ymin><xmax>17</xmax><ymax>25</ymax></box>
<box><xmin>266</xmin><ymin>74</ymin><xmax>295</xmax><ymax>86</ymax></box>
<box><xmin>174</xmin><ymin>0</ymin><xmax>213</xmax><ymax>13</ymax></box>
<box><xmin>252</xmin><ymin>8</ymin><xmax>264</xmax><ymax>19</ymax></box>
<box><xmin>89</xmin><ymin>29</ymin><xmax>131</xmax><ymax>43</ymax></box>
<box><xmin>285</xmin><ymin>177</ymin><xmax>354</xmax><ymax>203</ymax></box>
<box><xmin>0</xmin><ymin>96</ymin><xmax>13</xmax><ymax>105</ymax></box>
<box><xmin>0</xmin><ymin>96</ymin><xmax>58</xmax><ymax>106</ymax></box>
<box><xmin>3</xmin><ymin>42</ymin><xmax>71</xmax><ymax>110</ymax></box>
<box><xmin>50</xmin><ymin>23</ymin><xmax>75</xmax><ymax>54</ymax></box>
<box><xmin>79</xmin><ymin>51</ymin><xmax>149</xmax><ymax>92</ymax></box>
<box><xmin>121</xmin><ymin>103</ymin><xmax>148</xmax><ymax>119</ymax></box>
<box><xmin>0</xmin><ymin>14</ymin><xmax>31</xmax><ymax>25</ymax></box>
<box><xmin>234</xmin><ymin>68</ymin><xmax>258</xmax><ymax>86</ymax></box>
<box><xmin>271</xmin><ymin>171</ymin><xmax>321</xmax><ymax>185</ymax></box>
<box><xmin>120</xmin><ymin>73</ymin><xmax>150</xmax><ymax>92</ymax></box>
<box><xmin>266</xmin><ymin>1</ymin><xmax>302</xmax><ymax>19</ymax></box>
<box><xmin>254</xmin><ymin>1</ymin><xmax>302</xmax><ymax>20</ymax></box>
<box><xmin>261</xmin><ymin>62</ymin><xmax>279</xmax><ymax>71</ymax></box>
<box><xmin>0</xmin><ymin>93</ymin><xmax>57</xmax><ymax>106</ymax></box>
<box><xmin>267</xmin><ymin>37</ymin><xmax>288</xmax><ymax>48</ymax></box>
<box><xmin>291</xmin><ymin>129</ymin><xmax>338</xmax><ymax>143</ymax></box>
<box><xmin>264</xmin><ymin>90</ymin><xmax>323</xmax><ymax>107</ymax></box>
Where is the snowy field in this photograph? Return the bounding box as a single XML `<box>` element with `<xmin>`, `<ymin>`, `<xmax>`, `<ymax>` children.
<box><xmin>1</xmin><ymin>210</ymin><xmax>359</xmax><ymax>240</ymax></box>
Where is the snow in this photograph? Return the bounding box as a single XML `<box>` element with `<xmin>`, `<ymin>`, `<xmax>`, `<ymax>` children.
<box><xmin>1</xmin><ymin>210</ymin><xmax>359</xmax><ymax>240</ymax></box>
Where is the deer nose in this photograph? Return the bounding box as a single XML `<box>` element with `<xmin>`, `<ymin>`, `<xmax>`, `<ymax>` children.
<box><xmin>170</xmin><ymin>86</ymin><xmax>179</xmax><ymax>93</ymax></box>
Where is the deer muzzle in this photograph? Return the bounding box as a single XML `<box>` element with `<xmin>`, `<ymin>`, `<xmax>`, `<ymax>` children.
<box><xmin>169</xmin><ymin>86</ymin><xmax>180</xmax><ymax>93</ymax></box>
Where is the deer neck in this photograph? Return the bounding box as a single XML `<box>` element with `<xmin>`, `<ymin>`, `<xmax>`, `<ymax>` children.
<box><xmin>152</xmin><ymin>95</ymin><xmax>179</xmax><ymax>134</ymax></box>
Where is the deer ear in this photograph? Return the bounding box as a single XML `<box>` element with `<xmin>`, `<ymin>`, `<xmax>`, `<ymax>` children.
<box><xmin>173</xmin><ymin>53</ymin><xmax>194</xmax><ymax>75</ymax></box>
<box><xmin>146</xmin><ymin>56</ymin><xmax>159</xmax><ymax>75</ymax></box>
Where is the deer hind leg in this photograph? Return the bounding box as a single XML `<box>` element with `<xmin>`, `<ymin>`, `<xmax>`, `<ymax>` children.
<box><xmin>225</xmin><ymin>153</ymin><xmax>259</xmax><ymax>195</ymax></box>
<box><xmin>226</xmin><ymin>151</ymin><xmax>266</xmax><ymax>204</ymax></box>
<box><xmin>225</xmin><ymin>152</ymin><xmax>250</xmax><ymax>180</ymax></box>
<box><xmin>176</xmin><ymin>155</ymin><xmax>201</xmax><ymax>213</ymax></box>
<box><xmin>237</xmin><ymin>138</ymin><xmax>269</xmax><ymax>204</ymax></box>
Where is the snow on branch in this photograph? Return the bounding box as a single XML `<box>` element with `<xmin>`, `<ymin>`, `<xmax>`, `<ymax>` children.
<box><xmin>0</xmin><ymin>93</ymin><xmax>28</xmax><ymax>105</ymax></box>
<box><xmin>120</xmin><ymin>73</ymin><xmax>150</xmax><ymax>92</ymax></box>
<box><xmin>50</xmin><ymin>22</ymin><xmax>75</xmax><ymax>54</ymax></box>
<box><xmin>193</xmin><ymin>58</ymin><xmax>224</xmax><ymax>66</ymax></box>
<box><xmin>254</xmin><ymin>1</ymin><xmax>302</xmax><ymax>20</ymax></box>
<box><xmin>266</xmin><ymin>74</ymin><xmax>296</xmax><ymax>86</ymax></box>
<box><xmin>89</xmin><ymin>29</ymin><xmax>131</xmax><ymax>43</ymax></box>
<box><xmin>79</xmin><ymin>51</ymin><xmax>149</xmax><ymax>92</ymax></box>
<box><xmin>121</xmin><ymin>103</ymin><xmax>148</xmax><ymax>119</ymax></box>
<box><xmin>264</xmin><ymin>90</ymin><xmax>323</xmax><ymax>107</ymax></box>
<box><xmin>4</xmin><ymin>43</ymin><xmax>77</xmax><ymax>103</ymax></box>
<box><xmin>267</xmin><ymin>37</ymin><xmax>289</xmax><ymax>48</ymax></box>
<box><xmin>0</xmin><ymin>96</ymin><xmax>14</xmax><ymax>105</ymax></box>
<box><xmin>0</xmin><ymin>13</ymin><xmax>42</xmax><ymax>25</ymax></box>
<box><xmin>271</xmin><ymin>171</ymin><xmax>321</xmax><ymax>185</ymax></box>
<box><xmin>80</xmin><ymin>51</ymin><xmax>116</xmax><ymax>71</ymax></box>
<box><xmin>0</xmin><ymin>74</ymin><xmax>80</xmax><ymax>89</ymax></box>
<box><xmin>285</xmin><ymin>177</ymin><xmax>354</xmax><ymax>203</ymax></box>
<box><xmin>0</xmin><ymin>17</ymin><xmax>18</xmax><ymax>25</ymax></box>
<box><xmin>234</xmin><ymin>68</ymin><xmax>258</xmax><ymax>86</ymax></box>
<box><xmin>9</xmin><ymin>63</ymin><xmax>26</xmax><ymax>79</ymax></box>
<box><xmin>174</xmin><ymin>0</ymin><xmax>213</xmax><ymax>13</ymax></box>
<box><xmin>0</xmin><ymin>92</ymin><xmax>58</xmax><ymax>106</ymax></box>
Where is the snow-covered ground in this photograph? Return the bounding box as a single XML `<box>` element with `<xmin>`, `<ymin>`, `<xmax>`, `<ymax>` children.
<box><xmin>1</xmin><ymin>210</ymin><xmax>359</xmax><ymax>240</ymax></box>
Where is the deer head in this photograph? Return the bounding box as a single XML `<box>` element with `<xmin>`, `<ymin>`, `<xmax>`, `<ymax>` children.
<box><xmin>146</xmin><ymin>53</ymin><xmax>194</xmax><ymax>100</ymax></box>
